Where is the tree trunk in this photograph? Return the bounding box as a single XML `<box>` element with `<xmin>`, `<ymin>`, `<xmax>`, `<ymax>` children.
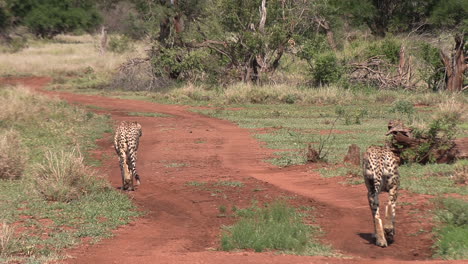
<box><xmin>440</xmin><ymin>34</ymin><xmax>467</xmax><ymax>92</ymax></box>
<box><xmin>344</xmin><ymin>144</ymin><xmax>361</xmax><ymax>166</ymax></box>
<box><xmin>99</xmin><ymin>26</ymin><xmax>108</xmax><ymax>55</ymax></box>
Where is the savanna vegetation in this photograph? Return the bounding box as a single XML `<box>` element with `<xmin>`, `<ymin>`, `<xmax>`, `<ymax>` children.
<box><xmin>0</xmin><ymin>0</ymin><xmax>467</xmax><ymax>260</ymax></box>
<box><xmin>0</xmin><ymin>85</ymin><xmax>139</xmax><ymax>263</ymax></box>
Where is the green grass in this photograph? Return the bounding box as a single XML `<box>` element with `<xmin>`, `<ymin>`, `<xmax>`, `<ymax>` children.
<box><xmin>433</xmin><ymin>198</ymin><xmax>468</xmax><ymax>260</ymax></box>
<box><xmin>185</xmin><ymin>181</ymin><xmax>206</xmax><ymax>187</ymax></box>
<box><xmin>221</xmin><ymin>200</ymin><xmax>334</xmax><ymax>256</ymax></box>
<box><xmin>215</xmin><ymin>181</ymin><xmax>244</xmax><ymax>188</ymax></box>
<box><xmin>0</xmin><ymin>86</ymin><xmax>139</xmax><ymax>262</ymax></box>
<box><xmin>192</xmin><ymin>103</ymin><xmax>422</xmax><ymax>164</ymax></box>
<box><xmin>127</xmin><ymin>111</ymin><xmax>172</xmax><ymax>118</ymax></box>
<box><xmin>399</xmin><ymin>160</ymin><xmax>468</xmax><ymax>195</ymax></box>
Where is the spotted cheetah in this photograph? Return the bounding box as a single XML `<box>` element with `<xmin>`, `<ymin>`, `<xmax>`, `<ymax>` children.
<box><xmin>363</xmin><ymin>146</ymin><xmax>400</xmax><ymax>247</ymax></box>
<box><xmin>114</xmin><ymin>121</ymin><xmax>142</xmax><ymax>191</ymax></box>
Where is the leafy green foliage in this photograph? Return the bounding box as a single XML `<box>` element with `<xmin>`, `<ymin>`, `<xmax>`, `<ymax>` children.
<box><xmin>310</xmin><ymin>52</ymin><xmax>343</xmax><ymax>85</ymax></box>
<box><xmin>430</xmin><ymin>0</ymin><xmax>468</xmax><ymax>31</ymax></box>
<box><xmin>108</xmin><ymin>34</ymin><xmax>133</xmax><ymax>53</ymax></box>
<box><xmin>418</xmin><ymin>42</ymin><xmax>446</xmax><ymax>91</ymax></box>
<box><xmin>6</xmin><ymin>0</ymin><xmax>101</xmax><ymax>38</ymax></box>
<box><xmin>389</xmin><ymin>100</ymin><xmax>415</xmax><ymax>121</ymax></box>
<box><xmin>367</xmin><ymin>38</ymin><xmax>401</xmax><ymax>64</ymax></box>
<box><xmin>402</xmin><ymin>115</ymin><xmax>459</xmax><ymax>164</ymax></box>
<box><xmin>335</xmin><ymin>106</ymin><xmax>368</xmax><ymax>125</ymax></box>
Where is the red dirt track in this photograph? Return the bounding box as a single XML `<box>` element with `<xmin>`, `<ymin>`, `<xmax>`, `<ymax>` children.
<box><xmin>2</xmin><ymin>77</ymin><xmax>463</xmax><ymax>264</ymax></box>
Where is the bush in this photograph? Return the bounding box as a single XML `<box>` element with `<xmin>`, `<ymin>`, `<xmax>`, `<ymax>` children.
<box><xmin>32</xmin><ymin>149</ymin><xmax>108</xmax><ymax>202</ymax></box>
<box><xmin>108</xmin><ymin>35</ymin><xmax>133</xmax><ymax>53</ymax></box>
<box><xmin>389</xmin><ymin>100</ymin><xmax>415</xmax><ymax>120</ymax></box>
<box><xmin>13</xmin><ymin>0</ymin><xmax>101</xmax><ymax>38</ymax></box>
<box><xmin>0</xmin><ymin>130</ymin><xmax>28</xmax><ymax>180</ymax></box>
<box><xmin>402</xmin><ymin>113</ymin><xmax>459</xmax><ymax>163</ymax></box>
<box><xmin>367</xmin><ymin>38</ymin><xmax>401</xmax><ymax>64</ymax></box>
<box><xmin>418</xmin><ymin>42</ymin><xmax>445</xmax><ymax>91</ymax></box>
<box><xmin>311</xmin><ymin>52</ymin><xmax>343</xmax><ymax>85</ymax></box>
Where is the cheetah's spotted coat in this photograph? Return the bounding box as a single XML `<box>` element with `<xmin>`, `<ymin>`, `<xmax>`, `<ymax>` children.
<box><xmin>363</xmin><ymin>146</ymin><xmax>400</xmax><ymax>247</ymax></box>
<box><xmin>114</xmin><ymin>121</ymin><xmax>142</xmax><ymax>191</ymax></box>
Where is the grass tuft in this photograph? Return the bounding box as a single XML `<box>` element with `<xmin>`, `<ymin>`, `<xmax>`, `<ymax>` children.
<box><xmin>221</xmin><ymin>200</ymin><xmax>333</xmax><ymax>255</ymax></box>
<box><xmin>0</xmin><ymin>130</ymin><xmax>28</xmax><ymax>180</ymax></box>
<box><xmin>0</xmin><ymin>221</ymin><xmax>16</xmax><ymax>256</ymax></box>
<box><xmin>31</xmin><ymin>149</ymin><xmax>109</xmax><ymax>202</ymax></box>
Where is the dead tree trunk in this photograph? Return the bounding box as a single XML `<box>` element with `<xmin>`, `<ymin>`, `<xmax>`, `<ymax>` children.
<box><xmin>440</xmin><ymin>34</ymin><xmax>467</xmax><ymax>92</ymax></box>
<box><xmin>386</xmin><ymin>120</ymin><xmax>468</xmax><ymax>164</ymax></box>
<box><xmin>99</xmin><ymin>26</ymin><xmax>108</xmax><ymax>55</ymax></box>
<box><xmin>315</xmin><ymin>17</ymin><xmax>337</xmax><ymax>51</ymax></box>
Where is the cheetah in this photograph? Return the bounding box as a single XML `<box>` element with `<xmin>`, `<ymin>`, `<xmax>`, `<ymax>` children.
<box><xmin>114</xmin><ymin>121</ymin><xmax>142</xmax><ymax>191</ymax></box>
<box><xmin>363</xmin><ymin>146</ymin><xmax>400</xmax><ymax>247</ymax></box>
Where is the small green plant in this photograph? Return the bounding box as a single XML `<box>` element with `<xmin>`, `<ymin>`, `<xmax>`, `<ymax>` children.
<box><xmin>186</xmin><ymin>181</ymin><xmax>206</xmax><ymax>187</ymax></box>
<box><xmin>335</xmin><ymin>106</ymin><xmax>368</xmax><ymax>125</ymax></box>
<box><xmin>390</xmin><ymin>100</ymin><xmax>415</xmax><ymax>121</ymax></box>
<box><xmin>219</xmin><ymin>205</ymin><xmax>227</xmax><ymax>214</ymax></box>
<box><xmin>215</xmin><ymin>181</ymin><xmax>244</xmax><ymax>188</ymax></box>
<box><xmin>108</xmin><ymin>35</ymin><xmax>134</xmax><ymax>53</ymax></box>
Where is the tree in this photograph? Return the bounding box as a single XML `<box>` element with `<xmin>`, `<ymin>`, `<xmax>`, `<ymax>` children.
<box><xmin>440</xmin><ymin>34</ymin><xmax>467</xmax><ymax>92</ymax></box>
<box><xmin>6</xmin><ymin>0</ymin><xmax>101</xmax><ymax>38</ymax></box>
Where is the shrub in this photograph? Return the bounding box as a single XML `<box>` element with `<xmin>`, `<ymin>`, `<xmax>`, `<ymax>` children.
<box><xmin>108</xmin><ymin>35</ymin><xmax>134</xmax><ymax>53</ymax></box>
<box><xmin>0</xmin><ymin>130</ymin><xmax>28</xmax><ymax>180</ymax></box>
<box><xmin>310</xmin><ymin>52</ymin><xmax>343</xmax><ymax>85</ymax></box>
<box><xmin>402</xmin><ymin>114</ymin><xmax>459</xmax><ymax>163</ymax></box>
<box><xmin>32</xmin><ymin>149</ymin><xmax>108</xmax><ymax>202</ymax></box>
<box><xmin>367</xmin><ymin>38</ymin><xmax>401</xmax><ymax>64</ymax></box>
<box><xmin>418</xmin><ymin>42</ymin><xmax>445</xmax><ymax>91</ymax></box>
<box><xmin>390</xmin><ymin>100</ymin><xmax>415</xmax><ymax>121</ymax></box>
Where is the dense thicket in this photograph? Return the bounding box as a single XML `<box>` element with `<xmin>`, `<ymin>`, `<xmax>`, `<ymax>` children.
<box><xmin>1</xmin><ymin>0</ymin><xmax>101</xmax><ymax>38</ymax></box>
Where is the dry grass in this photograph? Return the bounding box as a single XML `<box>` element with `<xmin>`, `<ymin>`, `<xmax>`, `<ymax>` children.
<box><xmin>436</xmin><ymin>97</ymin><xmax>468</xmax><ymax>122</ymax></box>
<box><xmin>0</xmin><ymin>34</ymin><xmax>145</xmax><ymax>77</ymax></box>
<box><xmin>452</xmin><ymin>164</ymin><xmax>468</xmax><ymax>185</ymax></box>
<box><xmin>32</xmin><ymin>148</ymin><xmax>108</xmax><ymax>202</ymax></box>
<box><xmin>0</xmin><ymin>221</ymin><xmax>16</xmax><ymax>256</ymax></box>
<box><xmin>0</xmin><ymin>85</ymin><xmax>52</xmax><ymax>122</ymax></box>
<box><xmin>0</xmin><ymin>130</ymin><xmax>28</xmax><ymax>180</ymax></box>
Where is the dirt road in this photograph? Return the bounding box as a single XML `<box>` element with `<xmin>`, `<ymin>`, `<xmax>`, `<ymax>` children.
<box><xmin>3</xmin><ymin>77</ymin><xmax>458</xmax><ymax>263</ymax></box>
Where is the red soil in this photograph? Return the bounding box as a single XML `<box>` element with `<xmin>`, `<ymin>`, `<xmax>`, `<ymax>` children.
<box><xmin>1</xmin><ymin>77</ymin><xmax>464</xmax><ymax>264</ymax></box>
